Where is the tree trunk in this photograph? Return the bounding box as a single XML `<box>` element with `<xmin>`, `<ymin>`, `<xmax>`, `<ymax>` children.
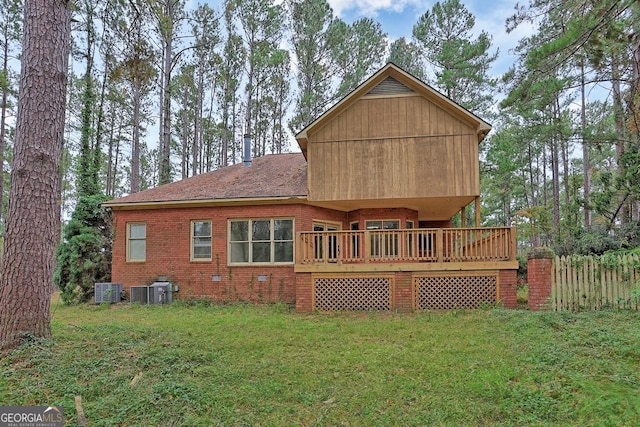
<box><xmin>526</xmin><ymin>141</ymin><xmax>535</xmax><ymax>207</ymax></box>
<box><xmin>181</xmin><ymin>88</ymin><xmax>188</xmax><ymax>179</ymax></box>
<box><xmin>0</xmin><ymin>37</ymin><xmax>8</xmax><ymax>229</ymax></box>
<box><xmin>131</xmin><ymin>84</ymin><xmax>141</xmax><ymax>193</ymax></box>
<box><xmin>581</xmin><ymin>60</ymin><xmax>591</xmax><ymax>227</ymax></box>
<box><xmin>244</xmin><ymin>35</ymin><xmax>255</xmax><ymax>141</ymax></box>
<box><xmin>222</xmin><ymin>82</ymin><xmax>230</xmax><ymax>167</ymax></box>
<box><xmin>629</xmin><ymin>34</ymin><xmax>640</xmax><ymax>221</ymax></box>
<box><xmin>159</xmin><ymin>3</ymin><xmax>174</xmax><ymax>185</ymax></box>
<box><xmin>559</xmin><ymin>98</ymin><xmax>570</xmax><ymax>209</ymax></box>
<box><xmin>551</xmin><ymin>102</ymin><xmax>561</xmax><ymax>237</ymax></box>
<box><xmin>206</xmin><ymin>84</ymin><xmax>215</xmax><ymax>171</ymax></box>
<box><xmin>114</xmin><ymin>123</ymin><xmax>122</xmax><ymax>193</ymax></box>
<box><xmin>611</xmin><ymin>56</ymin><xmax>627</xmax><ymax>223</ymax></box>
<box><xmin>193</xmin><ymin>67</ymin><xmax>204</xmax><ymax>175</ymax></box>
<box><xmin>0</xmin><ymin>0</ymin><xmax>70</xmax><ymax>350</ymax></box>
<box><xmin>106</xmin><ymin>104</ymin><xmax>115</xmax><ymax>197</ymax></box>
<box><xmin>231</xmin><ymin>96</ymin><xmax>237</xmax><ymax>164</ymax></box>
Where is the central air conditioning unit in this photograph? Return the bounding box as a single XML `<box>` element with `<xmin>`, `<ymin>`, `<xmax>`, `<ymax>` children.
<box><xmin>130</xmin><ymin>286</ymin><xmax>151</xmax><ymax>304</ymax></box>
<box><xmin>129</xmin><ymin>282</ymin><xmax>173</xmax><ymax>304</ymax></box>
<box><xmin>149</xmin><ymin>282</ymin><xmax>172</xmax><ymax>304</ymax></box>
<box><xmin>94</xmin><ymin>283</ymin><xmax>123</xmax><ymax>304</ymax></box>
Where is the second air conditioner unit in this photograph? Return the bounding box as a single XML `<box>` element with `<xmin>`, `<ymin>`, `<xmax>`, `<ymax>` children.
<box><xmin>130</xmin><ymin>286</ymin><xmax>150</xmax><ymax>304</ymax></box>
<box><xmin>94</xmin><ymin>283</ymin><xmax>123</xmax><ymax>304</ymax></box>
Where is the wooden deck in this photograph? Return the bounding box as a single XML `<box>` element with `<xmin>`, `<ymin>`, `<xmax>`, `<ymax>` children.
<box><xmin>295</xmin><ymin>227</ymin><xmax>518</xmax><ymax>273</ymax></box>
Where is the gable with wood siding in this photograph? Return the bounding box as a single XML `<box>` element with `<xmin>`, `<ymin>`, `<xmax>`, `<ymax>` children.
<box><xmin>297</xmin><ymin>63</ymin><xmax>489</xmax><ymax>220</ymax></box>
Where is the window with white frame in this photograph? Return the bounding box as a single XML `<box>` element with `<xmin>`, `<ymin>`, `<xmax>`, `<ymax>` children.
<box><xmin>191</xmin><ymin>220</ymin><xmax>212</xmax><ymax>261</ymax></box>
<box><xmin>127</xmin><ymin>223</ymin><xmax>146</xmax><ymax>262</ymax></box>
<box><xmin>229</xmin><ymin>218</ymin><xmax>293</xmax><ymax>264</ymax></box>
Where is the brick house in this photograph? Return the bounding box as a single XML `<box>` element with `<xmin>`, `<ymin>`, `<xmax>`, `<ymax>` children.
<box><xmin>104</xmin><ymin>63</ymin><xmax>519</xmax><ymax>312</ymax></box>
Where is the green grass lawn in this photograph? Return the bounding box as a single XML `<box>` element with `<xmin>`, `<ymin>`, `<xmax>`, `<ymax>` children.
<box><xmin>2</xmin><ymin>299</ymin><xmax>639</xmax><ymax>427</ymax></box>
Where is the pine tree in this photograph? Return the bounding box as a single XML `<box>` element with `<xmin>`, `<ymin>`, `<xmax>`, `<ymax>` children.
<box><xmin>54</xmin><ymin>0</ymin><xmax>112</xmax><ymax>304</ymax></box>
<box><xmin>154</xmin><ymin>0</ymin><xmax>187</xmax><ymax>185</ymax></box>
<box><xmin>412</xmin><ymin>0</ymin><xmax>497</xmax><ymax>112</ymax></box>
<box><xmin>387</xmin><ymin>38</ymin><xmax>425</xmax><ymax>80</ymax></box>
<box><xmin>287</xmin><ymin>0</ymin><xmax>335</xmax><ymax>133</ymax></box>
<box><xmin>503</xmin><ymin>0</ymin><xmax>640</xmax><ymax>250</ymax></box>
<box><xmin>0</xmin><ymin>0</ymin><xmax>71</xmax><ymax>349</ymax></box>
<box><xmin>329</xmin><ymin>17</ymin><xmax>386</xmax><ymax>100</ymax></box>
<box><xmin>0</xmin><ymin>0</ymin><xmax>21</xmax><ymax>231</ymax></box>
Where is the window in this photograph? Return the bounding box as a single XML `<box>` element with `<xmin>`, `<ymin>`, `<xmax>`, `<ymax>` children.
<box><xmin>406</xmin><ymin>221</ymin><xmax>414</xmax><ymax>257</ymax></box>
<box><xmin>229</xmin><ymin>219</ymin><xmax>293</xmax><ymax>264</ymax></box>
<box><xmin>313</xmin><ymin>222</ymin><xmax>340</xmax><ymax>260</ymax></box>
<box><xmin>191</xmin><ymin>220</ymin><xmax>212</xmax><ymax>261</ymax></box>
<box><xmin>127</xmin><ymin>223</ymin><xmax>146</xmax><ymax>262</ymax></box>
<box><xmin>365</xmin><ymin>220</ymin><xmax>400</xmax><ymax>230</ymax></box>
<box><xmin>350</xmin><ymin>222</ymin><xmax>360</xmax><ymax>258</ymax></box>
<box><xmin>366</xmin><ymin>220</ymin><xmax>399</xmax><ymax>258</ymax></box>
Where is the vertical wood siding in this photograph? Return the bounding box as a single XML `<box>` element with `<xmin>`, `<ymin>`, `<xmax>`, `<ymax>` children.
<box><xmin>307</xmin><ymin>95</ymin><xmax>480</xmax><ymax>202</ymax></box>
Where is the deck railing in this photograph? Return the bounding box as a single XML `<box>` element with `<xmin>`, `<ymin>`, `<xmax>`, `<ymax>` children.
<box><xmin>296</xmin><ymin>227</ymin><xmax>516</xmax><ymax>265</ymax></box>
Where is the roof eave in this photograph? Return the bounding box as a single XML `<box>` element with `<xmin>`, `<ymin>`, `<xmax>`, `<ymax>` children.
<box><xmin>103</xmin><ymin>195</ymin><xmax>309</xmax><ymax>210</ymax></box>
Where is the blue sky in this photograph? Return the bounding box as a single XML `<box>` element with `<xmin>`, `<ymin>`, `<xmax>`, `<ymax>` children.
<box><xmin>327</xmin><ymin>0</ymin><xmax>535</xmax><ymax>76</ymax></box>
<box><xmin>189</xmin><ymin>0</ymin><xmax>537</xmax><ymax>76</ymax></box>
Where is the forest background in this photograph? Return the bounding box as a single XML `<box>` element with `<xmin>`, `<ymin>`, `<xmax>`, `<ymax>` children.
<box><xmin>1</xmin><ymin>0</ymin><xmax>639</xmax><ymax>302</ymax></box>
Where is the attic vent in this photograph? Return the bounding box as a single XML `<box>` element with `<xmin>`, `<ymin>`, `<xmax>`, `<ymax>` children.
<box><xmin>367</xmin><ymin>77</ymin><xmax>414</xmax><ymax>96</ymax></box>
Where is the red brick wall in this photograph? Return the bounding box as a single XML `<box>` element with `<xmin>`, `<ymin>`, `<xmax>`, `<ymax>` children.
<box><xmin>394</xmin><ymin>272</ymin><xmax>413</xmax><ymax>312</ymax></box>
<box><xmin>348</xmin><ymin>208</ymin><xmax>418</xmax><ymax>229</ymax></box>
<box><xmin>295</xmin><ymin>273</ymin><xmax>312</xmax><ymax>312</ymax></box>
<box><xmin>296</xmin><ymin>205</ymin><xmax>348</xmax><ymax>230</ymax></box>
<box><xmin>112</xmin><ymin>204</ymin><xmax>347</xmax><ymax>304</ymax></box>
<box><xmin>528</xmin><ymin>256</ymin><xmax>553</xmax><ymax>311</ymax></box>
<box><xmin>499</xmin><ymin>269</ymin><xmax>518</xmax><ymax>309</ymax></box>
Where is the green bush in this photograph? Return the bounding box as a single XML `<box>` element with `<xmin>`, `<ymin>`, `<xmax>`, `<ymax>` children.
<box><xmin>54</xmin><ymin>194</ymin><xmax>112</xmax><ymax>304</ymax></box>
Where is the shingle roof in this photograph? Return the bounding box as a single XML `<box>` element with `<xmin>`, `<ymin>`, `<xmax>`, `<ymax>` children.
<box><xmin>104</xmin><ymin>153</ymin><xmax>308</xmax><ymax>207</ymax></box>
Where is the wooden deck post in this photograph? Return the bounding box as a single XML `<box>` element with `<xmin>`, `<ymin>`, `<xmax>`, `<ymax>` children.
<box><xmin>475</xmin><ymin>196</ymin><xmax>481</xmax><ymax>227</ymax></box>
<box><xmin>295</xmin><ymin>233</ymin><xmax>302</xmax><ymax>264</ymax></box>
<box><xmin>364</xmin><ymin>230</ymin><xmax>370</xmax><ymax>263</ymax></box>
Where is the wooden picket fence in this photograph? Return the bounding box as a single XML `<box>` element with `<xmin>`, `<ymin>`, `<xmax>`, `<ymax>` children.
<box><xmin>552</xmin><ymin>254</ymin><xmax>640</xmax><ymax>311</ymax></box>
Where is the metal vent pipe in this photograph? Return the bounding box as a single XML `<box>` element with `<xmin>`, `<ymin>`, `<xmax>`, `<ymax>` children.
<box><xmin>243</xmin><ymin>134</ymin><xmax>252</xmax><ymax>167</ymax></box>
